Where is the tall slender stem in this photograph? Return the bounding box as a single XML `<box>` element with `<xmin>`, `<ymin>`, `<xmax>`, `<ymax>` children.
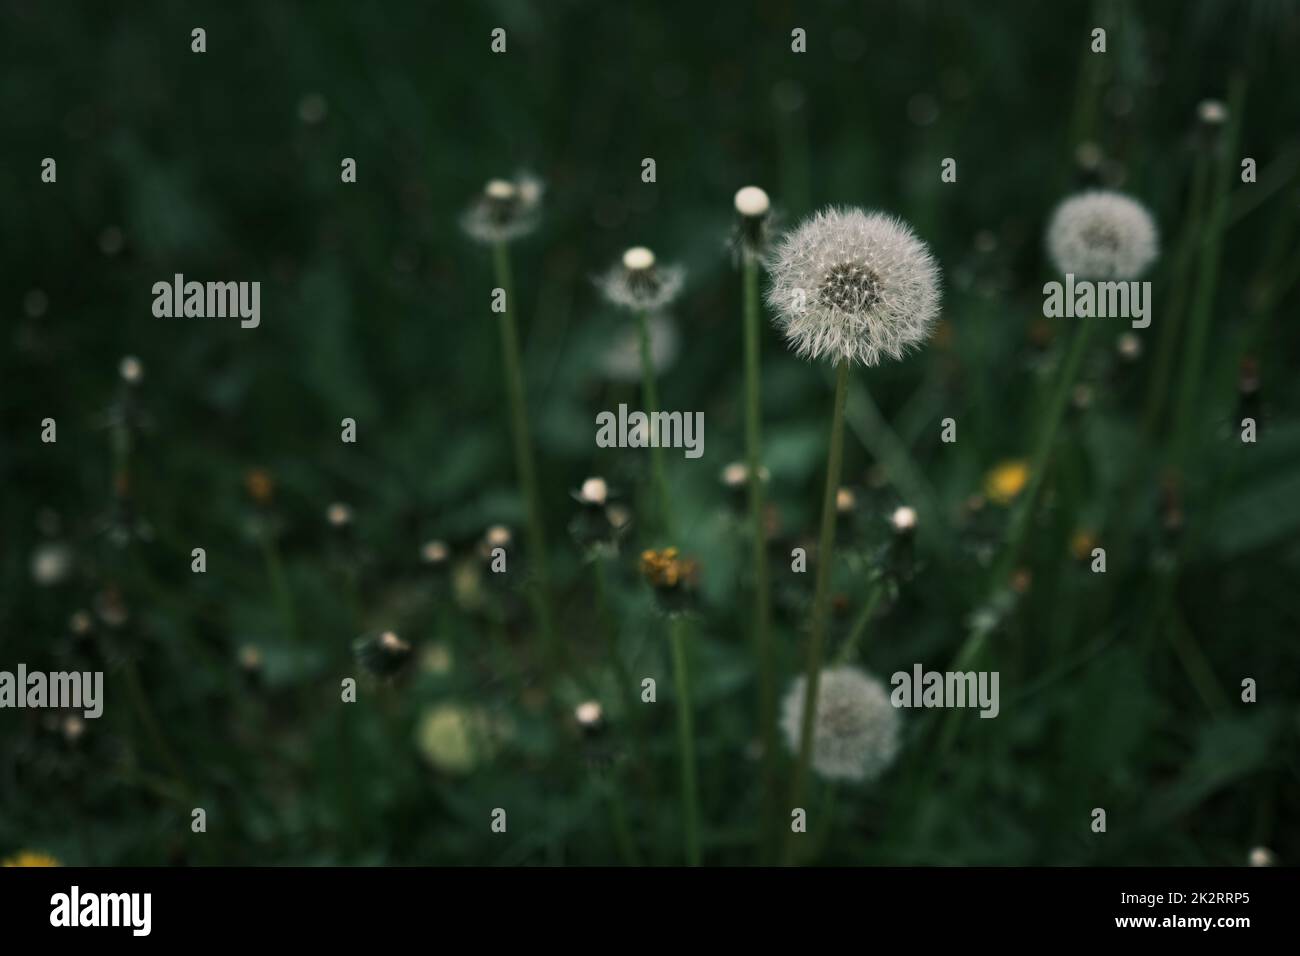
<box><xmin>669</xmin><ymin>615</ymin><xmax>701</xmax><ymax>865</ymax></box>
<box><xmin>636</xmin><ymin>309</ymin><xmax>674</xmax><ymax>537</ymax></box>
<box><xmin>742</xmin><ymin>254</ymin><xmax>777</xmax><ymax>860</ymax></box>
<box><xmin>992</xmin><ymin>315</ymin><xmax>1098</xmax><ymax>588</ymax></box>
<box><xmin>491</xmin><ymin>241</ymin><xmax>559</xmax><ymax>677</ymax></box>
<box><xmin>785</xmin><ymin>358</ymin><xmax>850</xmax><ymax>863</ymax></box>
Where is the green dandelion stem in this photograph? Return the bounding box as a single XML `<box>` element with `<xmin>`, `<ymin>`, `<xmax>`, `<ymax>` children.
<box><xmin>992</xmin><ymin>314</ymin><xmax>1099</xmax><ymax>588</ymax></box>
<box><xmin>742</xmin><ymin>253</ymin><xmax>777</xmax><ymax>861</ymax></box>
<box><xmin>669</xmin><ymin>614</ymin><xmax>701</xmax><ymax>866</ymax></box>
<box><xmin>492</xmin><ymin>240</ymin><xmax>559</xmax><ymax>678</ymax></box>
<box><xmin>637</xmin><ymin>308</ymin><xmax>675</xmax><ymax>538</ymax></box>
<box><xmin>786</xmin><ymin>357</ymin><xmax>851</xmax><ymax>864</ymax></box>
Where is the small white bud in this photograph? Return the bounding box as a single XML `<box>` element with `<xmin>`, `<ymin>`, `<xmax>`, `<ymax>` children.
<box><xmin>579</xmin><ymin>476</ymin><xmax>608</xmax><ymax>506</ymax></box>
<box><xmin>119</xmin><ymin>355</ymin><xmax>144</xmax><ymax>384</ymax></box>
<box><xmin>734</xmin><ymin>185</ymin><xmax>770</xmax><ymax>217</ymax></box>
<box><xmin>622</xmin><ymin>246</ymin><xmax>655</xmax><ymax>271</ymax></box>
<box><xmin>890</xmin><ymin>505</ymin><xmax>918</xmax><ymax>533</ymax></box>
<box><xmin>484</xmin><ymin>178</ymin><xmax>516</xmax><ymax>201</ymax></box>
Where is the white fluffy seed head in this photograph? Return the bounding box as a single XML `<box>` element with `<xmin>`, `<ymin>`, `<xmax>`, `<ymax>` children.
<box><xmin>461</xmin><ymin>173</ymin><xmax>544</xmax><ymax>244</ymax></box>
<box><xmin>766</xmin><ymin>207</ymin><xmax>942</xmax><ymax>367</ymax></box>
<box><xmin>622</xmin><ymin>246</ymin><xmax>655</xmax><ymax>271</ymax></box>
<box><xmin>734</xmin><ymin>186</ymin><xmax>770</xmax><ymax>218</ymax></box>
<box><xmin>780</xmin><ymin>666</ymin><xmax>901</xmax><ymax>783</ymax></box>
<box><xmin>1046</xmin><ymin>190</ymin><xmax>1159</xmax><ymax>281</ymax></box>
<box><xmin>597</xmin><ymin>252</ymin><xmax>684</xmax><ymax>312</ymax></box>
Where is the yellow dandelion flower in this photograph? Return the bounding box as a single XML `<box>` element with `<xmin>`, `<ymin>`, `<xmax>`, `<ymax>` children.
<box><xmin>985</xmin><ymin>460</ymin><xmax>1029</xmax><ymax>506</ymax></box>
<box><xmin>3</xmin><ymin>850</ymin><xmax>61</xmax><ymax>867</ymax></box>
<box><xmin>1070</xmin><ymin>529</ymin><xmax>1097</xmax><ymax>560</ymax></box>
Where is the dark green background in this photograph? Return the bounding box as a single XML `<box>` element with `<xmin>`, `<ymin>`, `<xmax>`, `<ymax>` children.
<box><xmin>2</xmin><ymin>0</ymin><xmax>1298</xmax><ymax>864</ymax></box>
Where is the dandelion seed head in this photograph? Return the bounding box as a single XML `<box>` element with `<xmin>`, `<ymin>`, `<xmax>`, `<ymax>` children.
<box><xmin>598</xmin><ymin>247</ymin><xmax>685</xmax><ymax>312</ymax></box>
<box><xmin>1046</xmin><ymin>190</ymin><xmax>1158</xmax><ymax>280</ymax></box>
<box><xmin>461</xmin><ymin>172</ymin><xmax>544</xmax><ymax>244</ymax></box>
<box><xmin>734</xmin><ymin>186</ymin><xmax>770</xmax><ymax>218</ymax></box>
<box><xmin>600</xmin><ymin>313</ymin><xmax>680</xmax><ymax>382</ymax></box>
<box><xmin>766</xmin><ymin>207</ymin><xmax>942</xmax><ymax>366</ymax></box>
<box><xmin>780</xmin><ymin>666</ymin><xmax>901</xmax><ymax>782</ymax></box>
<box><xmin>485</xmin><ymin>525</ymin><xmax>512</xmax><ymax>549</ymax></box>
<box><xmin>326</xmin><ymin>502</ymin><xmax>352</xmax><ymax>527</ymax></box>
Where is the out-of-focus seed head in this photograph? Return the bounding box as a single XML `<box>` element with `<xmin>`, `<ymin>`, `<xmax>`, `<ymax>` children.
<box><xmin>1249</xmin><ymin>846</ymin><xmax>1275</xmax><ymax>867</ymax></box>
<box><xmin>460</xmin><ymin>172</ymin><xmax>544</xmax><ymax>245</ymax></box>
<box><xmin>1197</xmin><ymin>99</ymin><xmax>1228</xmax><ymax>126</ymax></box>
<box><xmin>1046</xmin><ymin>190</ymin><xmax>1159</xmax><ymax>280</ymax></box>
<box><xmin>597</xmin><ymin>247</ymin><xmax>685</xmax><ymax>312</ymax></box>
<box><xmin>780</xmin><ymin>666</ymin><xmax>901</xmax><ymax>782</ymax></box>
<box><xmin>766</xmin><ymin>207</ymin><xmax>942</xmax><ymax>366</ymax></box>
<box><xmin>1117</xmin><ymin>332</ymin><xmax>1142</xmax><ymax>361</ymax></box>
<box><xmin>577</xmin><ymin>476</ymin><xmax>609</xmax><ymax>507</ymax></box>
<box><xmin>890</xmin><ymin>505</ymin><xmax>918</xmax><ymax>534</ymax></box>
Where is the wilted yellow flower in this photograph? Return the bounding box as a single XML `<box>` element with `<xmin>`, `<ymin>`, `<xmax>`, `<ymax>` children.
<box><xmin>985</xmin><ymin>460</ymin><xmax>1029</xmax><ymax>506</ymax></box>
<box><xmin>639</xmin><ymin>547</ymin><xmax>699</xmax><ymax>589</ymax></box>
<box><xmin>1070</xmin><ymin>529</ymin><xmax>1097</xmax><ymax>560</ymax></box>
<box><xmin>3</xmin><ymin>850</ymin><xmax>60</xmax><ymax>867</ymax></box>
<box><xmin>244</xmin><ymin>468</ymin><xmax>275</xmax><ymax>505</ymax></box>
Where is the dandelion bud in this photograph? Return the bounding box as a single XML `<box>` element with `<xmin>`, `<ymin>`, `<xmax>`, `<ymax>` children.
<box><xmin>421</xmin><ymin>539</ymin><xmax>450</xmax><ymax>565</ymax></box>
<box><xmin>484</xmin><ymin>179</ymin><xmax>516</xmax><ymax>201</ymax></box>
<box><xmin>835</xmin><ymin>487</ymin><xmax>857</xmax><ymax>513</ymax></box>
<box><xmin>890</xmin><ymin>505</ymin><xmax>917</xmax><ymax>534</ymax></box>
<box><xmin>734</xmin><ymin>186</ymin><xmax>770</xmax><ymax>218</ymax></box>
<box><xmin>1248</xmin><ymin>846</ymin><xmax>1275</xmax><ymax>867</ymax></box>
<box><xmin>119</xmin><ymin>355</ymin><xmax>144</xmax><ymax>384</ymax></box>
<box><xmin>1117</xmin><ymin>332</ymin><xmax>1142</xmax><ymax>361</ymax></box>
<box><xmin>574</xmin><ymin>700</ymin><xmax>604</xmax><ymax>735</ymax></box>
<box><xmin>1196</xmin><ymin>99</ymin><xmax>1228</xmax><ymax>126</ymax></box>
<box><xmin>355</xmin><ymin>629</ymin><xmax>413</xmax><ymax>679</ymax></box>
<box><xmin>578</xmin><ymin>477</ymin><xmax>609</xmax><ymax>507</ymax></box>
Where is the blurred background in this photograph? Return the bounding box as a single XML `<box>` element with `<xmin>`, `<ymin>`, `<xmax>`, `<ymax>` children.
<box><xmin>2</xmin><ymin>0</ymin><xmax>1298</xmax><ymax>865</ymax></box>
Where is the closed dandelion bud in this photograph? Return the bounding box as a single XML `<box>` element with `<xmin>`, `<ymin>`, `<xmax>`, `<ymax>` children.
<box><xmin>732</xmin><ymin>185</ymin><xmax>773</xmax><ymax>260</ymax></box>
<box><xmin>890</xmin><ymin>505</ymin><xmax>917</xmax><ymax>535</ymax></box>
<box><xmin>780</xmin><ymin>666</ymin><xmax>900</xmax><ymax>783</ymax></box>
<box><xmin>598</xmin><ymin>246</ymin><xmax>685</xmax><ymax>312</ymax></box>
<box><xmin>1046</xmin><ymin>190</ymin><xmax>1158</xmax><ymax>281</ymax></box>
<box><xmin>354</xmin><ymin>629</ymin><xmax>414</xmax><ymax>679</ymax></box>
<box><xmin>460</xmin><ymin>172</ymin><xmax>544</xmax><ymax>244</ymax></box>
<box><xmin>767</xmin><ymin>207</ymin><xmax>942</xmax><ymax>367</ymax></box>
<box><xmin>574</xmin><ymin>700</ymin><xmax>605</xmax><ymax>737</ymax></box>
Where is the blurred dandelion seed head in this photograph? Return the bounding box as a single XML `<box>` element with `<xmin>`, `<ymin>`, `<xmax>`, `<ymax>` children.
<box><xmin>31</xmin><ymin>542</ymin><xmax>72</xmax><ymax>586</ymax></box>
<box><xmin>484</xmin><ymin>525</ymin><xmax>512</xmax><ymax>549</ymax></box>
<box><xmin>1046</xmin><ymin>190</ymin><xmax>1159</xmax><ymax>280</ymax></box>
<box><xmin>780</xmin><ymin>666</ymin><xmax>901</xmax><ymax>782</ymax></box>
<box><xmin>600</xmin><ymin>313</ymin><xmax>680</xmax><ymax>382</ymax></box>
<box><xmin>1117</xmin><ymin>332</ymin><xmax>1142</xmax><ymax>361</ymax></box>
<box><xmin>597</xmin><ymin>247</ymin><xmax>685</xmax><ymax>312</ymax></box>
<box><xmin>1197</xmin><ymin>99</ymin><xmax>1228</xmax><ymax>125</ymax></box>
<box><xmin>1249</xmin><ymin>846</ymin><xmax>1275</xmax><ymax>867</ymax></box>
<box><xmin>460</xmin><ymin>172</ymin><xmax>544</xmax><ymax>244</ymax></box>
<box><xmin>575</xmin><ymin>700</ymin><xmax>604</xmax><ymax>729</ymax></box>
<box><xmin>766</xmin><ymin>207</ymin><xmax>942</xmax><ymax>366</ymax></box>
<box><xmin>578</xmin><ymin>476</ymin><xmax>608</xmax><ymax>506</ymax></box>
<box><xmin>721</xmin><ymin>461</ymin><xmax>769</xmax><ymax>488</ymax></box>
